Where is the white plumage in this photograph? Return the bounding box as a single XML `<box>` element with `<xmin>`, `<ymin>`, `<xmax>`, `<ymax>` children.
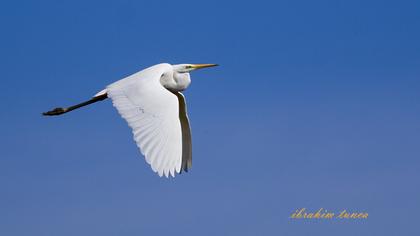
<box><xmin>43</xmin><ymin>63</ymin><xmax>217</xmax><ymax>178</ymax></box>
<box><xmin>107</xmin><ymin>64</ymin><xmax>183</xmax><ymax>177</ymax></box>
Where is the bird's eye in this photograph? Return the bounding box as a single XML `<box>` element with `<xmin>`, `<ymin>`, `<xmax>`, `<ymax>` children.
<box><xmin>185</xmin><ymin>65</ymin><xmax>192</xmax><ymax>69</ymax></box>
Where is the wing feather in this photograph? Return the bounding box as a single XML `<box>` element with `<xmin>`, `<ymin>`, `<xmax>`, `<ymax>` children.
<box><xmin>106</xmin><ymin>64</ymin><xmax>186</xmax><ymax>177</ymax></box>
<box><xmin>172</xmin><ymin>92</ymin><xmax>192</xmax><ymax>172</ymax></box>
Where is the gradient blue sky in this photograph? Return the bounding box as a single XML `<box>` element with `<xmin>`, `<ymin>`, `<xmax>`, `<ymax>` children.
<box><xmin>1</xmin><ymin>0</ymin><xmax>420</xmax><ymax>235</ymax></box>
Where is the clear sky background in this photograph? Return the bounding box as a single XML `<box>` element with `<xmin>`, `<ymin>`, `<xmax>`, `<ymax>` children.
<box><xmin>1</xmin><ymin>0</ymin><xmax>419</xmax><ymax>235</ymax></box>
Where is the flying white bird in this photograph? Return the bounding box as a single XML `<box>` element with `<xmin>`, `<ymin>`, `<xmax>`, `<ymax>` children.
<box><xmin>43</xmin><ymin>63</ymin><xmax>218</xmax><ymax>177</ymax></box>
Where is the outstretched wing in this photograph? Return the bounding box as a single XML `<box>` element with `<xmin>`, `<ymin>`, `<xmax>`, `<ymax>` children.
<box><xmin>172</xmin><ymin>92</ymin><xmax>192</xmax><ymax>172</ymax></box>
<box><xmin>106</xmin><ymin>64</ymin><xmax>185</xmax><ymax>177</ymax></box>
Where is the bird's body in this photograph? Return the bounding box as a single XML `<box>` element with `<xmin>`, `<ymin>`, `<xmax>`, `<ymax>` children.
<box><xmin>108</xmin><ymin>63</ymin><xmax>190</xmax><ymax>92</ymax></box>
<box><xmin>43</xmin><ymin>63</ymin><xmax>217</xmax><ymax>178</ymax></box>
<box><xmin>106</xmin><ymin>63</ymin><xmax>190</xmax><ymax>177</ymax></box>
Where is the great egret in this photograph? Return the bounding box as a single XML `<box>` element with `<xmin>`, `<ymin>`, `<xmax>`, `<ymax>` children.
<box><xmin>43</xmin><ymin>63</ymin><xmax>218</xmax><ymax>177</ymax></box>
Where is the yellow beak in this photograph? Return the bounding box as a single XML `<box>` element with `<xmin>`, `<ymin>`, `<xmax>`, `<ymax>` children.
<box><xmin>191</xmin><ymin>64</ymin><xmax>218</xmax><ymax>70</ymax></box>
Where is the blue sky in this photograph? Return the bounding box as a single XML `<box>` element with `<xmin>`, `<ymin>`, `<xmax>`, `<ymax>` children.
<box><xmin>1</xmin><ymin>0</ymin><xmax>419</xmax><ymax>235</ymax></box>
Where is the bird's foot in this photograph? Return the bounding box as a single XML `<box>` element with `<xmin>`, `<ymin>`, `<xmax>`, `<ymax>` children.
<box><xmin>42</xmin><ymin>107</ymin><xmax>68</xmax><ymax>116</ymax></box>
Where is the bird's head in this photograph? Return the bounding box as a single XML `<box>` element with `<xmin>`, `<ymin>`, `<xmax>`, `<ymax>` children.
<box><xmin>162</xmin><ymin>63</ymin><xmax>218</xmax><ymax>91</ymax></box>
<box><xmin>172</xmin><ymin>64</ymin><xmax>218</xmax><ymax>73</ymax></box>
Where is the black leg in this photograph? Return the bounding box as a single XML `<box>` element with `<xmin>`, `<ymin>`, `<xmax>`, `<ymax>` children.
<box><xmin>43</xmin><ymin>93</ymin><xmax>108</xmax><ymax>116</ymax></box>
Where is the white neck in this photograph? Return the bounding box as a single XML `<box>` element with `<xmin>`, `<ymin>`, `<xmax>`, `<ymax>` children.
<box><xmin>160</xmin><ymin>69</ymin><xmax>191</xmax><ymax>92</ymax></box>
